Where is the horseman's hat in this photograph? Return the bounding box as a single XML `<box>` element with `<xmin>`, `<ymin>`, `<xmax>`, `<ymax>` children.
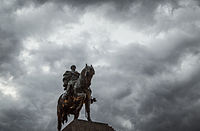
<box><xmin>70</xmin><ymin>65</ymin><xmax>76</xmax><ymax>69</ymax></box>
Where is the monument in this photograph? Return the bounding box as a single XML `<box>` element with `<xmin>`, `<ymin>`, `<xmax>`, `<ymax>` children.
<box><xmin>57</xmin><ymin>64</ymin><xmax>114</xmax><ymax>131</ymax></box>
<box><xmin>62</xmin><ymin>119</ymin><xmax>115</xmax><ymax>131</ymax></box>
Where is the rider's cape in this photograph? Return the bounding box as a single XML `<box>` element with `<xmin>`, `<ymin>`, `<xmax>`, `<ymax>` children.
<box><xmin>63</xmin><ymin>71</ymin><xmax>72</xmax><ymax>83</ymax></box>
<box><xmin>63</xmin><ymin>71</ymin><xmax>80</xmax><ymax>83</ymax></box>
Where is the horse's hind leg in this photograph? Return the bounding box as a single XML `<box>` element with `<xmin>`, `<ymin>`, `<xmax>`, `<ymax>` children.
<box><xmin>74</xmin><ymin>112</ymin><xmax>79</xmax><ymax>120</ymax></box>
<box><xmin>57</xmin><ymin>95</ymin><xmax>63</xmax><ymax>131</ymax></box>
<box><xmin>64</xmin><ymin>113</ymin><xmax>68</xmax><ymax>123</ymax></box>
<box><xmin>74</xmin><ymin>100</ymin><xmax>84</xmax><ymax>120</ymax></box>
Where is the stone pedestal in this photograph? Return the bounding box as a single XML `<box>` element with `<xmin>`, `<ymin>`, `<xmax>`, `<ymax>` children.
<box><xmin>62</xmin><ymin>119</ymin><xmax>115</xmax><ymax>131</ymax></box>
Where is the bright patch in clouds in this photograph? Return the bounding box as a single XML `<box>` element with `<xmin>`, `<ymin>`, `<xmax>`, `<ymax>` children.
<box><xmin>42</xmin><ymin>65</ymin><xmax>50</xmax><ymax>73</ymax></box>
<box><xmin>0</xmin><ymin>78</ymin><xmax>19</xmax><ymax>99</ymax></box>
<box><xmin>23</xmin><ymin>37</ymin><xmax>40</xmax><ymax>50</ymax></box>
<box><xmin>48</xmin><ymin>7</ymin><xmax>153</xmax><ymax>50</ymax></box>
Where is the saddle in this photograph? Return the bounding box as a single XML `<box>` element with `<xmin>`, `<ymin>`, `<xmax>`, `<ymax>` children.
<box><xmin>62</xmin><ymin>91</ymin><xmax>86</xmax><ymax>109</ymax></box>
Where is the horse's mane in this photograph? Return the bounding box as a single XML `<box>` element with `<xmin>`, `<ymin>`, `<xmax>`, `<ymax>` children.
<box><xmin>75</xmin><ymin>67</ymin><xmax>86</xmax><ymax>89</ymax></box>
<box><xmin>76</xmin><ymin>66</ymin><xmax>94</xmax><ymax>89</ymax></box>
<box><xmin>80</xmin><ymin>67</ymin><xmax>86</xmax><ymax>78</ymax></box>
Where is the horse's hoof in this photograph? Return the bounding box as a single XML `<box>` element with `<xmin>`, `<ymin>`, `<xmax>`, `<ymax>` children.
<box><xmin>88</xmin><ymin>118</ymin><xmax>92</xmax><ymax>122</ymax></box>
<box><xmin>91</xmin><ymin>98</ymin><xmax>97</xmax><ymax>104</ymax></box>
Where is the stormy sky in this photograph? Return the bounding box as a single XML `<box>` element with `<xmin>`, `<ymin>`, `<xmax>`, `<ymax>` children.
<box><xmin>1</xmin><ymin>0</ymin><xmax>200</xmax><ymax>131</ymax></box>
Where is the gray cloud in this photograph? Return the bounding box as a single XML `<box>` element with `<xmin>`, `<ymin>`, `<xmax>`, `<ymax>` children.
<box><xmin>89</xmin><ymin>28</ymin><xmax>200</xmax><ymax>130</ymax></box>
<box><xmin>136</xmin><ymin>67</ymin><xmax>200</xmax><ymax>131</ymax></box>
<box><xmin>32</xmin><ymin>0</ymin><xmax>180</xmax><ymax>28</ymax></box>
<box><xmin>0</xmin><ymin>17</ymin><xmax>23</xmax><ymax>78</ymax></box>
<box><xmin>1</xmin><ymin>0</ymin><xmax>200</xmax><ymax>131</ymax></box>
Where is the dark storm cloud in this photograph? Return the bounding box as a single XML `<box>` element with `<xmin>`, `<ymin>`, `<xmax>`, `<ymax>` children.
<box><xmin>29</xmin><ymin>0</ymin><xmax>180</xmax><ymax>28</ymax></box>
<box><xmin>0</xmin><ymin>29</ymin><xmax>19</xmax><ymax>64</ymax></box>
<box><xmin>0</xmin><ymin>1</ymin><xmax>86</xmax><ymax>130</ymax></box>
<box><xmin>90</xmin><ymin>28</ymin><xmax>200</xmax><ymax>130</ymax></box>
<box><xmin>0</xmin><ymin>108</ymin><xmax>38</xmax><ymax>131</ymax></box>
<box><xmin>0</xmin><ymin>42</ymin><xmax>93</xmax><ymax>131</ymax></box>
<box><xmin>0</xmin><ymin>23</ymin><xmax>23</xmax><ymax>78</ymax></box>
<box><xmin>136</xmin><ymin>67</ymin><xmax>200</xmax><ymax>131</ymax></box>
<box><xmin>1</xmin><ymin>0</ymin><xmax>200</xmax><ymax>131</ymax></box>
<box><xmin>116</xmin><ymin>35</ymin><xmax>200</xmax><ymax>76</ymax></box>
<box><xmin>0</xmin><ymin>0</ymin><xmax>81</xmax><ymax>78</ymax></box>
<box><xmin>0</xmin><ymin>91</ymin><xmax>57</xmax><ymax>131</ymax></box>
<box><xmin>17</xmin><ymin>0</ymin><xmax>180</xmax><ymax>24</ymax></box>
<box><xmin>34</xmin><ymin>0</ymin><xmax>179</xmax><ymax>8</ymax></box>
<box><xmin>33</xmin><ymin>0</ymin><xmax>135</xmax><ymax>7</ymax></box>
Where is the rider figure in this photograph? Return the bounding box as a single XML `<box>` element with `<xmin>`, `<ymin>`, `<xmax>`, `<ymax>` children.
<box><xmin>63</xmin><ymin>65</ymin><xmax>80</xmax><ymax>93</ymax></box>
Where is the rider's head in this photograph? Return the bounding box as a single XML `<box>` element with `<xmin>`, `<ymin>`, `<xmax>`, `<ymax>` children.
<box><xmin>70</xmin><ymin>65</ymin><xmax>76</xmax><ymax>71</ymax></box>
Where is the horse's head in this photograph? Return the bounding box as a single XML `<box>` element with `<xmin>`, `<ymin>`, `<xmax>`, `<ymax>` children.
<box><xmin>81</xmin><ymin>64</ymin><xmax>95</xmax><ymax>87</ymax></box>
<box><xmin>85</xmin><ymin>64</ymin><xmax>95</xmax><ymax>77</ymax></box>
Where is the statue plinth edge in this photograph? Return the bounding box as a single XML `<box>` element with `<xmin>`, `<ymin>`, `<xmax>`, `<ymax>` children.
<box><xmin>62</xmin><ymin>119</ymin><xmax>115</xmax><ymax>131</ymax></box>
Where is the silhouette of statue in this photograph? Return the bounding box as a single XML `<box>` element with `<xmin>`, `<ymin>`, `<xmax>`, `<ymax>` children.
<box><xmin>57</xmin><ymin>64</ymin><xmax>96</xmax><ymax>131</ymax></box>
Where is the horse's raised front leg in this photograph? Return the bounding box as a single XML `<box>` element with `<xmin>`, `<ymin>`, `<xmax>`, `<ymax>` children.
<box><xmin>85</xmin><ymin>91</ymin><xmax>92</xmax><ymax>121</ymax></box>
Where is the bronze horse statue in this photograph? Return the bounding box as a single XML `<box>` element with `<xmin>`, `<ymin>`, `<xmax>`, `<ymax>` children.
<box><xmin>57</xmin><ymin>64</ymin><xmax>96</xmax><ymax>131</ymax></box>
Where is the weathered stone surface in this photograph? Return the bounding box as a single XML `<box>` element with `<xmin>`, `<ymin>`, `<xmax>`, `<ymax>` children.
<box><xmin>62</xmin><ymin>119</ymin><xmax>115</xmax><ymax>131</ymax></box>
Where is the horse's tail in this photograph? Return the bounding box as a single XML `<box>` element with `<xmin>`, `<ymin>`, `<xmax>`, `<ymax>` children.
<box><xmin>57</xmin><ymin>113</ymin><xmax>62</xmax><ymax>131</ymax></box>
<box><xmin>57</xmin><ymin>94</ymin><xmax>63</xmax><ymax>131</ymax></box>
<box><xmin>57</xmin><ymin>94</ymin><xmax>63</xmax><ymax>105</ymax></box>
<box><xmin>57</xmin><ymin>94</ymin><xmax>63</xmax><ymax>117</ymax></box>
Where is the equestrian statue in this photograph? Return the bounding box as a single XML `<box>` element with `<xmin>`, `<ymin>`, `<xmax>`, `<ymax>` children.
<box><xmin>57</xmin><ymin>64</ymin><xmax>96</xmax><ymax>131</ymax></box>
